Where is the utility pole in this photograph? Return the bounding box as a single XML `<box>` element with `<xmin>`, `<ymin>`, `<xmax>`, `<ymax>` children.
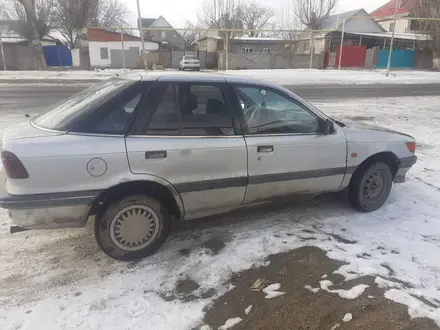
<box><xmin>136</xmin><ymin>0</ymin><xmax>148</xmax><ymax>70</ymax></box>
<box><xmin>0</xmin><ymin>32</ymin><xmax>6</xmax><ymax>70</ymax></box>
<box><xmin>121</xmin><ymin>26</ymin><xmax>126</xmax><ymax>70</ymax></box>
<box><xmin>309</xmin><ymin>32</ymin><xmax>314</xmax><ymax>68</ymax></box>
<box><xmin>338</xmin><ymin>19</ymin><xmax>346</xmax><ymax>70</ymax></box>
<box><xmin>386</xmin><ymin>0</ymin><xmax>399</xmax><ymax>77</ymax></box>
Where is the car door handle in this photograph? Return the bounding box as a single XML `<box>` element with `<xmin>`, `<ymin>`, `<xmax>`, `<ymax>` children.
<box><xmin>257</xmin><ymin>145</ymin><xmax>274</xmax><ymax>153</ymax></box>
<box><xmin>145</xmin><ymin>151</ymin><xmax>167</xmax><ymax>159</ymax></box>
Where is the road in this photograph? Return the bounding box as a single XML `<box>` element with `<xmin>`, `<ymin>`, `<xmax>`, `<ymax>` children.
<box><xmin>0</xmin><ymin>83</ymin><xmax>439</xmax><ymax>112</ymax></box>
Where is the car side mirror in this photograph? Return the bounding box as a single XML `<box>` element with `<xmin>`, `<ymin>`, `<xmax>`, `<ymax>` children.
<box><xmin>323</xmin><ymin>119</ymin><xmax>335</xmax><ymax>134</ymax></box>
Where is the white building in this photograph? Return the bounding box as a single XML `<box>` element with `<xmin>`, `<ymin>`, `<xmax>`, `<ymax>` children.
<box><xmin>87</xmin><ymin>28</ymin><xmax>159</xmax><ymax>68</ymax></box>
<box><xmin>371</xmin><ymin>0</ymin><xmax>422</xmax><ymax>34</ymax></box>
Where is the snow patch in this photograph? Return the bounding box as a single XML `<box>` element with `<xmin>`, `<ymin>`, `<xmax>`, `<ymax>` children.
<box><xmin>3</xmin><ymin>69</ymin><xmax>440</xmax><ymax>86</ymax></box>
<box><xmin>219</xmin><ymin>317</ymin><xmax>243</xmax><ymax>330</ymax></box>
<box><xmin>263</xmin><ymin>283</ymin><xmax>286</xmax><ymax>299</ymax></box>
<box><xmin>322</xmin><ymin>274</ymin><xmax>328</xmax><ymax>279</ymax></box>
<box><xmin>375</xmin><ymin>277</ymin><xmax>404</xmax><ymax>289</ymax></box>
<box><xmin>200</xmin><ymin>325</ymin><xmax>212</xmax><ymax>330</ymax></box>
<box><xmin>245</xmin><ymin>305</ymin><xmax>253</xmax><ymax>315</ymax></box>
<box><xmin>320</xmin><ymin>280</ymin><xmax>369</xmax><ymax>299</ymax></box>
<box><xmin>330</xmin><ymin>323</ymin><xmax>341</xmax><ymax>330</ymax></box>
<box><xmin>385</xmin><ymin>290</ymin><xmax>440</xmax><ymax>326</ymax></box>
<box><xmin>342</xmin><ymin>313</ymin><xmax>353</xmax><ymax>322</ymax></box>
<box><xmin>304</xmin><ymin>285</ymin><xmax>320</xmax><ymax>294</ymax></box>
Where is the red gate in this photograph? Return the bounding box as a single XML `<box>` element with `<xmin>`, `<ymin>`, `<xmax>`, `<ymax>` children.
<box><xmin>336</xmin><ymin>46</ymin><xmax>367</xmax><ymax>68</ymax></box>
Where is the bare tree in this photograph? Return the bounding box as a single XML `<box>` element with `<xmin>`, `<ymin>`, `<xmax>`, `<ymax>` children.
<box><xmin>53</xmin><ymin>0</ymin><xmax>128</xmax><ymax>49</ymax></box>
<box><xmin>0</xmin><ymin>0</ymin><xmax>50</xmax><ymax>69</ymax></box>
<box><xmin>197</xmin><ymin>0</ymin><xmax>243</xmax><ymax>45</ymax></box>
<box><xmin>276</xmin><ymin>1</ymin><xmax>300</xmax><ymax>49</ymax></box>
<box><xmin>293</xmin><ymin>0</ymin><xmax>337</xmax><ymax>29</ymax></box>
<box><xmin>410</xmin><ymin>0</ymin><xmax>440</xmax><ymax>68</ymax></box>
<box><xmin>238</xmin><ymin>2</ymin><xmax>275</xmax><ymax>37</ymax></box>
<box><xmin>0</xmin><ymin>0</ymin><xmax>53</xmax><ymax>40</ymax></box>
<box><xmin>198</xmin><ymin>0</ymin><xmax>242</xmax><ymax>31</ymax></box>
<box><xmin>181</xmin><ymin>21</ymin><xmax>199</xmax><ymax>50</ymax></box>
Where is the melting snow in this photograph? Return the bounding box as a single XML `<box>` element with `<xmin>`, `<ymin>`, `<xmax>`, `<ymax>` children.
<box><xmin>218</xmin><ymin>317</ymin><xmax>243</xmax><ymax>330</ymax></box>
<box><xmin>263</xmin><ymin>283</ymin><xmax>286</xmax><ymax>299</ymax></box>
<box><xmin>320</xmin><ymin>280</ymin><xmax>369</xmax><ymax>299</ymax></box>
<box><xmin>304</xmin><ymin>285</ymin><xmax>320</xmax><ymax>294</ymax></box>
<box><xmin>245</xmin><ymin>305</ymin><xmax>253</xmax><ymax>315</ymax></box>
<box><xmin>343</xmin><ymin>313</ymin><xmax>353</xmax><ymax>322</ymax></box>
<box><xmin>330</xmin><ymin>323</ymin><xmax>341</xmax><ymax>330</ymax></box>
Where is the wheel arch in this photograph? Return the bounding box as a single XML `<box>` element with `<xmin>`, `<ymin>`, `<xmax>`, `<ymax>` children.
<box><xmin>89</xmin><ymin>179</ymin><xmax>184</xmax><ymax>220</ymax></box>
<box><xmin>350</xmin><ymin>151</ymin><xmax>399</xmax><ymax>186</ymax></box>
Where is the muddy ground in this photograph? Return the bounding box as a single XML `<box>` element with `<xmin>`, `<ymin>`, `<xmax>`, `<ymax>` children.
<box><xmin>197</xmin><ymin>247</ymin><xmax>439</xmax><ymax>330</ymax></box>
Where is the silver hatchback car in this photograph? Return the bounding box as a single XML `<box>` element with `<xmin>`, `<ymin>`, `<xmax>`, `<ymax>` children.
<box><xmin>0</xmin><ymin>73</ymin><xmax>417</xmax><ymax>260</ymax></box>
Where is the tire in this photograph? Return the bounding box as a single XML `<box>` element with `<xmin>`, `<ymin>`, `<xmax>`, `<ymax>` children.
<box><xmin>349</xmin><ymin>162</ymin><xmax>393</xmax><ymax>212</ymax></box>
<box><xmin>95</xmin><ymin>195</ymin><xmax>170</xmax><ymax>261</ymax></box>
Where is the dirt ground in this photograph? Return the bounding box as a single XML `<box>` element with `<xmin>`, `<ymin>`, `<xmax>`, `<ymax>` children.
<box><xmin>199</xmin><ymin>247</ymin><xmax>439</xmax><ymax>330</ymax></box>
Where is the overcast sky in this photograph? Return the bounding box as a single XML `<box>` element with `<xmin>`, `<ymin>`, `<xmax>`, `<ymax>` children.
<box><xmin>123</xmin><ymin>0</ymin><xmax>387</xmax><ymax>29</ymax></box>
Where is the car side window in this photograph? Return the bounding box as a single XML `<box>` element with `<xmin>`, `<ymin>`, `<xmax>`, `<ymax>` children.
<box><xmin>72</xmin><ymin>87</ymin><xmax>143</xmax><ymax>135</ymax></box>
<box><xmin>146</xmin><ymin>83</ymin><xmax>234</xmax><ymax>136</ymax></box>
<box><xmin>236</xmin><ymin>86</ymin><xmax>321</xmax><ymax>135</ymax></box>
<box><xmin>146</xmin><ymin>85</ymin><xmax>180</xmax><ymax>135</ymax></box>
<box><xmin>92</xmin><ymin>93</ymin><xmax>142</xmax><ymax>134</ymax></box>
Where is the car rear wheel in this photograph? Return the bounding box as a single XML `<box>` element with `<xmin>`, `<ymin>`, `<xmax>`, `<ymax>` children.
<box><xmin>349</xmin><ymin>162</ymin><xmax>393</xmax><ymax>212</ymax></box>
<box><xmin>95</xmin><ymin>195</ymin><xmax>170</xmax><ymax>261</ymax></box>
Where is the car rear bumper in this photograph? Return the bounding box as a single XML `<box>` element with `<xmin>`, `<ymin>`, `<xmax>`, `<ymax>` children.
<box><xmin>394</xmin><ymin>155</ymin><xmax>417</xmax><ymax>183</ymax></box>
<box><xmin>0</xmin><ymin>175</ymin><xmax>98</xmax><ymax>230</ymax></box>
<box><xmin>8</xmin><ymin>205</ymin><xmax>91</xmax><ymax>230</ymax></box>
<box><xmin>181</xmin><ymin>64</ymin><xmax>200</xmax><ymax>69</ymax></box>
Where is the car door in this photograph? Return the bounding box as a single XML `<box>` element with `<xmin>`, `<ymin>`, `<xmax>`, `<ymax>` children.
<box><xmin>125</xmin><ymin>80</ymin><xmax>247</xmax><ymax>213</ymax></box>
<box><xmin>232</xmin><ymin>84</ymin><xmax>347</xmax><ymax>204</ymax></box>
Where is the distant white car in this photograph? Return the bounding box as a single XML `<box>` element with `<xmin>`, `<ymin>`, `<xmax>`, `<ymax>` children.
<box><xmin>179</xmin><ymin>55</ymin><xmax>200</xmax><ymax>71</ymax></box>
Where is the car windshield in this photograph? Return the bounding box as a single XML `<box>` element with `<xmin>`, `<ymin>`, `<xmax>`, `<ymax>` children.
<box><xmin>184</xmin><ymin>56</ymin><xmax>197</xmax><ymax>60</ymax></box>
<box><xmin>32</xmin><ymin>77</ymin><xmax>138</xmax><ymax>131</ymax></box>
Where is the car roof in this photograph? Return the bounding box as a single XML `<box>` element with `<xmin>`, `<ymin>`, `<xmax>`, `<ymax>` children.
<box><xmin>128</xmin><ymin>71</ymin><xmax>281</xmax><ymax>89</ymax></box>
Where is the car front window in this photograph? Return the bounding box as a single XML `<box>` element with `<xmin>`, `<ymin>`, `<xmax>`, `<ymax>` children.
<box><xmin>32</xmin><ymin>78</ymin><xmax>138</xmax><ymax>131</ymax></box>
<box><xmin>235</xmin><ymin>86</ymin><xmax>321</xmax><ymax>135</ymax></box>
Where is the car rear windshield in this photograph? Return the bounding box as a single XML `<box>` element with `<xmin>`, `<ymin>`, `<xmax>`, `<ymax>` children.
<box><xmin>32</xmin><ymin>78</ymin><xmax>138</xmax><ymax>131</ymax></box>
<box><xmin>184</xmin><ymin>56</ymin><xmax>197</xmax><ymax>60</ymax></box>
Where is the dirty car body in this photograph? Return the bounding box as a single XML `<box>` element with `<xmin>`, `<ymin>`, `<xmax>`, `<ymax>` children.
<box><xmin>0</xmin><ymin>73</ymin><xmax>417</xmax><ymax>260</ymax></box>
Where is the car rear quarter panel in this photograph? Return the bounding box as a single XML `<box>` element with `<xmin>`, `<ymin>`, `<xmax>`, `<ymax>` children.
<box><xmin>4</xmin><ymin>134</ymin><xmax>130</xmax><ymax>195</ymax></box>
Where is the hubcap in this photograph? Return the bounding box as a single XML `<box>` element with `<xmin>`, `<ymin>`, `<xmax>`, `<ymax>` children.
<box><xmin>363</xmin><ymin>173</ymin><xmax>385</xmax><ymax>202</ymax></box>
<box><xmin>110</xmin><ymin>205</ymin><xmax>160</xmax><ymax>251</ymax></box>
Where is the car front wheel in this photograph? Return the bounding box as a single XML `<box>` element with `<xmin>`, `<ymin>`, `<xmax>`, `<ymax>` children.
<box><xmin>349</xmin><ymin>161</ymin><xmax>393</xmax><ymax>212</ymax></box>
<box><xmin>95</xmin><ymin>195</ymin><xmax>170</xmax><ymax>261</ymax></box>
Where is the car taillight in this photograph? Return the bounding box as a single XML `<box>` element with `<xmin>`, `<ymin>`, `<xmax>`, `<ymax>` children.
<box><xmin>1</xmin><ymin>150</ymin><xmax>29</xmax><ymax>179</ymax></box>
<box><xmin>406</xmin><ymin>142</ymin><xmax>416</xmax><ymax>153</ymax></box>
